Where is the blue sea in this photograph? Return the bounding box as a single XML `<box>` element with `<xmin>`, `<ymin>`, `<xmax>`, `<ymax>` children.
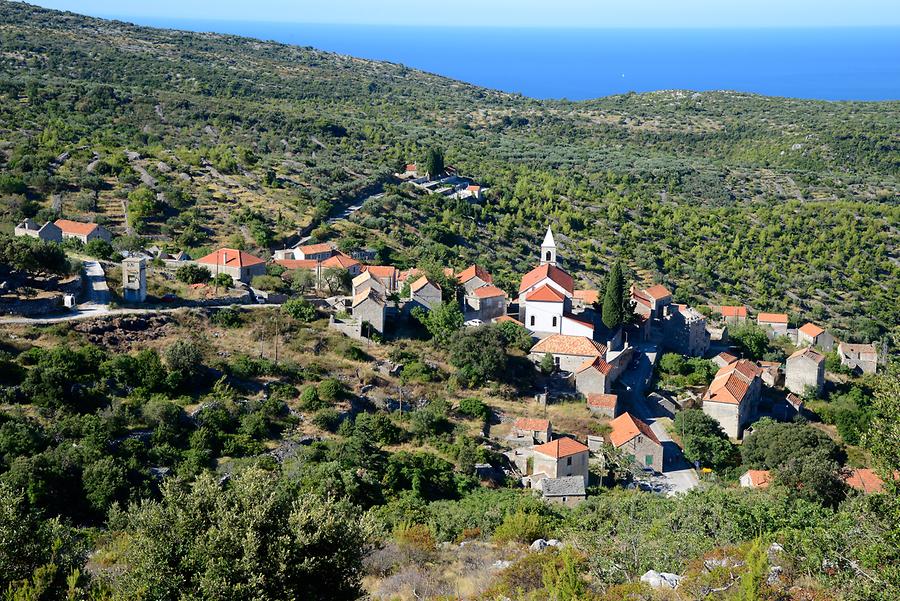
<box><xmin>106</xmin><ymin>17</ymin><xmax>900</xmax><ymax>101</ymax></box>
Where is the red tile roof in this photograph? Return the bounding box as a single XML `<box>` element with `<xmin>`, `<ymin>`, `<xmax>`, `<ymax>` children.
<box><xmin>576</xmin><ymin>355</ymin><xmax>613</xmax><ymax>375</ymax></box>
<box><xmin>54</xmin><ymin>219</ymin><xmax>99</xmax><ymax>236</ymax></box>
<box><xmin>703</xmin><ymin>359</ymin><xmax>759</xmax><ymax>406</ymax></box>
<box><xmin>644</xmin><ymin>284</ymin><xmax>672</xmax><ymax>301</ymax></box>
<box><xmin>275</xmin><ymin>259</ymin><xmax>318</xmax><ymax>270</ymax></box>
<box><xmin>757</xmin><ymin>312</ymin><xmax>789</xmax><ymax>324</ymax></box>
<box><xmin>586</xmin><ymin>393</ymin><xmax>618</xmax><ymax>409</ymax></box>
<box><xmin>494</xmin><ymin>315</ymin><xmax>524</xmax><ymax>326</ymax></box>
<box><xmin>798</xmin><ymin>322</ymin><xmax>825</xmax><ymax>338</ymax></box>
<box><xmin>514</xmin><ymin>418</ymin><xmax>550</xmax><ymax>432</ymax></box>
<box><xmin>631</xmin><ymin>289</ymin><xmax>652</xmax><ymax>309</ymax></box>
<box><xmin>297</xmin><ymin>242</ymin><xmax>334</xmax><ymax>256</ymax></box>
<box><xmin>743</xmin><ymin>469</ymin><xmax>771</xmax><ymax>488</ymax></box>
<box><xmin>716</xmin><ymin>352</ymin><xmax>738</xmax><ymax>365</ymax></box>
<box><xmin>519</xmin><ymin>264</ymin><xmax>574</xmax><ymax>295</ymax></box>
<box><xmin>363</xmin><ymin>265</ymin><xmax>398</xmax><ymax>279</ymax></box>
<box><xmin>467</xmin><ymin>185</ymin><xmax>481</xmax><ymax>192</ymax></box>
<box><xmin>410</xmin><ymin>275</ymin><xmax>439</xmax><ymax>293</ymax></box>
<box><xmin>197</xmin><ymin>248</ymin><xmax>265</xmax><ymax>268</ymax></box>
<box><xmin>405</xmin><ymin>163</ymin><xmax>416</xmax><ymax>172</ymax></box>
<box><xmin>573</xmin><ymin>289</ymin><xmax>599</xmax><ymax>304</ymax></box>
<box><xmin>844</xmin><ymin>468</ymin><xmax>885</xmax><ymax>494</ymax></box>
<box><xmin>321</xmin><ymin>254</ymin><xmax>360</xmax><ymax>270</ymax></box>
<box><xmin>609</xmin><ymin>412</ymin><xmax>661</xmax><ymax>448</ymax></box>
<box><xmin>526</xmin><ymin>284</ymin><xmax>566</xmax><ymax>303</ymax></box>
<box><xmin>718</xmin><ymin>305</ymin><xmax>748</xmax><ymax>318</ymax></box>
<box><xmin>533</xmin><ymin>436</ymin><xmax>589</xmax><ymax>459</ymax></box>
<box><xmin>531</xmin><ymin>335</ymin><xmax>606</xmax><ymax>357</ymax></box>
<box><xmin>456</xmin><ymin>264</ymin><xmax>493</xmax><ymax>285</ymax></box>
<box><xmin>788</xmin><ymin>347</ymin><xmax>825</xmax><ymax>363</ymax></box>
<box><xmin>472</xmin><ymin>285</ymin><xmax>505</xmax><ymax>299</ymax></box>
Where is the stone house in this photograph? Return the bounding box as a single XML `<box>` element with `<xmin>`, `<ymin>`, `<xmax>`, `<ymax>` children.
<box><xmin>321</xmin><ymin>253</ymin><xmax>362</xmax><ymax>277</ymax></box>
<box><xmin>352</xmin><ymin>288</ymin><xmax>386</xmax><ymax>335</ymax></box>
<box><xmin>361</xmin><ymin>265</ymin><xmax>398</xmax><ymax>294</ymax></box>
<box><xmin>702</xmin><ymin>359</ymin><xmax>762</xmax><ymax>439</ymax></box>
<box><xmin>408</xmin><ymin>276</ymin><xmax>442</xmax><ymax>312</ymax></box>
<box><xmin>456</xmin><ymin>264</ymin><xmax>494</xmax><ymax>294</ymax></box>
<box><xmin>785</xmin><ymin>347</ymin><xmax>825</xmax><ymax>396</ymax></box>
<box><xmin>662</xmin><ymin>304</ymin><xmax>710</xmax><ymax>357</ymax></box>
<box><xmin>837</xmin><ymin>342</ymin><xmax>878</xmax><ymax>375</ymax></box>
<box><xmin>756</xmin><ymin>360</ymin><xmax>782</xmax><ymax>387</ymax></box>
<box><xmin>713</xmin><ymin>352</ymin><xmax>738</xmax><ymax>368</ymax></box>
<box><xmin>575</xmin><ymin>355</ymin><xmax>614</xmax><ymax>395</ymax></box>
<box><xmin>586</xmin><ymin>393</ymin><xmax>619</xmax><ymax>418</ymax></box>
<box><xmin>275</xmin><ymin>242</ymin><xmax>336</xmax><ymax>262</ymax></box>
<box><xmin>196</xmin><ymin>248</ymin><xmax>266</xmax><ymax>284</ymax></box>
<box><xmin>531</xmin><ymin>437</ymin><xmax>590</xmax><ymax>486</ymax></box>
<box><xmin>572</xmin><ymin>289</ymin><xmax>599</xmax><ymax>310</ymax></box>
<box><xmin>512</xmin><ymin>418</ymin><xmax>552</xmax><ymax>444</ymax></box>
<box><xmin>541</xmin><ymin>476</ymin><xmax>586</xmax><ymax>507</ymax></box>
<box><xmin>14</xmin><ymin>219</ymin><xmax>62</xmax><ymax>243</ymax></box>
<box><xmin>54</xmin><ymin>219</ymin><xmax>112</xmax><ymax>244</ymax></box>
<box><xmin>631</xmin><ymin>284</ymin><xmax>672</xmax><ymax>319</ymax></box>
<box><xmin>463</xmin><ymin>285</ymin><xmax>507</xmax><ymax>322</ymax></box>
<box><xmin>740</xmin><ymin>470</ymin><xmax>771</xmax><ymax>489</ymax></box>
<box><xmin>608</xmin><ymin>412</ymin><xmax>664</xmax><ymax>473</ymax></box>
<box><xmin>713</xmin><ymin>305</ymin><xmax>748</xmax><ymax>325</ymax></box>
<box><xmin>529</xmin><ymin>334</ymin><xmax>608</xmax><ymax>373</ymax></box>
<box><xmin>757</xmin><ymin>312</ymin><xmax>789</xmax><ymax>337</ymax></box>
<box><xmin>797</xmin><ymin>322</ymin><xmax>834</xmax><ymax>351</ymax></box>
<box><xmin>352</xmin><ymin>270</ymin><xmax>386</xmax><ymax>297</ymax></box>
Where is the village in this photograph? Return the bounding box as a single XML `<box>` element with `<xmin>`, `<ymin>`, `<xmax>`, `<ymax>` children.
<box><xmin>2</xmin><ymin>163</ymin><xmax>888</xmax><ymax>507</ymax></box>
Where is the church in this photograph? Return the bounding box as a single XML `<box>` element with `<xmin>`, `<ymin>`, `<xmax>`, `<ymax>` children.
<box><xmin>517</xmin><ymin>228</ymin><xmax>595</xmax><ymax>338</ymax></box>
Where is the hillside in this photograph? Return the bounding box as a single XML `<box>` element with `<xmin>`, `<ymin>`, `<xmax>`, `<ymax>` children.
<box><xmin>1</xmin><ymin>3</ymin><xmax>898</xmax><ymax>347</ymax></box>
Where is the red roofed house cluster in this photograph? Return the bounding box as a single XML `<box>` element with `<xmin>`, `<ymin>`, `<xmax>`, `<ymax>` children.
<box><xmin>702</xmin><ymin>358</ymin><xmax>763</xmax><ymax>439</ymax></box>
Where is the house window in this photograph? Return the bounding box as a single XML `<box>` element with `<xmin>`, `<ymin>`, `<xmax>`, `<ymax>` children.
<box><xmin>645</xmin><ymin>455</ymin><xmax>654</xmax><ymax>467</ymax></box>
<box><xmin>552</xmin><ymin>316</ymin><xmax>557</xmax><ymax>327</ymax></box>
<box><xmin>530</xmin><ymin>315</ymin><xmax>535</xmax><ymax>327</ymax></box>
<box><xmin>566</xmin><ymin>457</ymin><xmax>572</xmax><ymax>466</ymax></box>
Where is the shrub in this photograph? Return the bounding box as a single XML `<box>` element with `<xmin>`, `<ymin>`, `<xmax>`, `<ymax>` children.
<box><xmin>458</xmin><ymin>398</ymin><xmax>489</xmax><ymax>421</ymax></box>
<box><xmin>251</xmin><ymin>275</ymin><xmax>283</xmax><ymax>292</ymax></box>
<box><xmin>318</xmin><ymin>378</ymin><xmax>346</xmax><ymax>402</ymax></box>
<box><xmin>282</xmin><ymin>298</ymin><xmax>318</xmax><ymax>322</ymax></box>
<box><xmin>492</xmin><ymin>510</ymin><xmax>547</xmax><ymax>544</ymax></box>
<box><xmin>175</xmin><ymin>263</ymin><xmax>211</xmax><ymax>284</ymax></box>
<box><xmin>84</xmin><ymin>238</ymin><xmax>116</xmax><ymax>260</ymax></box>
<box><xmin>209</xmin><ymin>307</ymin><xmax>243</xmax><ymax>328</ymax></box>
<box><xmin>312</xmin><ymin>408</ymin><xmax>341</xmax><ymax>432</ymax></box>
<box><xmin>211</xmin><ymin>273</ymin><xmax>233</xmax><ymax>288</ymax></box>
<box><xmin>299</xmin><ymin>386</ymin><xmax>326</xmax><ymax>411</ymax></box>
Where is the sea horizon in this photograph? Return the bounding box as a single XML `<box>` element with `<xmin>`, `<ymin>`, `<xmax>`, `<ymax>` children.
<box><xmin>91</xmin><ymin>16</ymin><xmax>900</xmax><ymax>101</ymax></box>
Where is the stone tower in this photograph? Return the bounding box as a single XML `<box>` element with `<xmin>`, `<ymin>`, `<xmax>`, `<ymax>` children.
<box><xmin>122</xmin><ymin>257</ymin><xmax>147</xmax><ymax>303</ymax></box>
<box><xmin>540</xmin><ymin>227</ymin><xmax>557</xmax><ymax>267</ymax></box>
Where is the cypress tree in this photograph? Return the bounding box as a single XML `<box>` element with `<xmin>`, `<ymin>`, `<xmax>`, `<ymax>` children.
<box><xmin>602</xmin><ymin>261</ymin><xmax>625</xmax><ymax>329</ymax></box>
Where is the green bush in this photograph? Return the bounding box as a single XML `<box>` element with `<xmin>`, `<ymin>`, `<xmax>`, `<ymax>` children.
<box><xmin>458</xmin><ymin>397</ymin><xmax>489</xmax><ymax>421</ymax></box>
<box><xmin>209</xmin><ymin>307</ymin><xmax>243</xmax><ymax>328</ymax></box>
<box><xmin>492</xmin><ymin>510</ymin><xmax>547</xmax><ymax>544</ymax></box>
<box><xmin>299</xmin><ymin>386</ymin><xmax>326</xmax><ymax>411</ymax></box>
<box><xmin>312</xmin><ymin>408</ymin><xmax>341</xmax><ymax>432</ymax></box>
<box><xmin>251</xmin><ymin>274</ymin><xmax>283</xmax><ymax>292</ymax></box>
<box><xmin>282</xmin><ymin>298</ymin><xmax>318</xmax><ymax>322</ymax></box>
<box><xmin>175</xmin><ymin>263</ymin><xmax>211</xmax><ymax>284</ymax></box>
<box><xmin>318</xmin><ymin>378</ymin><xmax>346</xmax><ymax>402</ymax></box>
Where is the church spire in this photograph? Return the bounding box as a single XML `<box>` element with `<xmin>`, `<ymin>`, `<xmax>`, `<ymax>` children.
<box><xmin>540</xmin><ymin>227</ymin><xmax>557</xmax><ymax>266</ymax></box>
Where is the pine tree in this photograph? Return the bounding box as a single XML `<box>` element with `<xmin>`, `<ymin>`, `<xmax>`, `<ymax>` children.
<box><xmin>602</xmin><ymin>261</ymin><xmax>625</xmax><ymax>329</ymax></box>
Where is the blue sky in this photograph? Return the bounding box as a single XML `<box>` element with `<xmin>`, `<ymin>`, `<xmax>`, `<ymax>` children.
<box><xmin>24</xmin><ymin>0</ymin><xmax>900</xmax><ymax>27</ymax></box>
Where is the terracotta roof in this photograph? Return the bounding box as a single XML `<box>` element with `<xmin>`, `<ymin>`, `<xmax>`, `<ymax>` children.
<box><xmin>644</xmin><ymin>284</ymin><xmax>672</xmax><ymax>301</ymax></box>
<box><xmin>297</xmin><ymin>242</ymin><xmax>334</xmax><ymax>256</ymax></box>
<box><xmin>798</xmin><ymin>322</ymin><xmax>825</xmax><ymax>338</ymax></box>
<box><xmin>609</xmin><ymin>412</ymin><xmax>661</xmax><ymax>448</ymax></box>
<box><xmin>472</xmin><ymin>285</ymin><xmax>505</xmax><ymax>299</ymax></box>
<box><xmin>197</xmin><ymin>248</ymin><xmax>265</xmax><ymax>268</ymax></box>
<box><xmin>743</xmin><ymin>470</ymin><xmax>771</xmax><ymax>488</ymax></box>
<box><xmin>533</xmin><ymin>436</ymin><xmax>588</xmax><ymax>459</ymax></box>
<box><xmin>576</xmin><ymin>355</ymin><xmax>613</xmax><ymax>375</ymax></box>
<box><xmin>757</xmin><ymin>312</ymin><xmax>788</xmax><ymax>324</ymax></box>
<box><xmin>586</xmin><ymin>393</ymin><xmax>618</xmax><ymax>409</ymax></box>
<box><xmin>514</xmin><ymin>418</ymin><xmax>550</xmax><ymax>432</ymax></box>
<box><xmin>716</xmin><ymin>352</ymin><xmax>738</xmax><ymax>365</ymax></box>
<box><xmin>788</xmin><ymin>347</ymin><xmax>825</xmax><ymax>363</ymax></box>
<box><xmin>718</xmin><ymin>305</ymin><xmax>748</xmax><ymax>318</ymax></box>
<box><xmin>54</xmin><ymin>219</ymin><xmax>99</xmax><ymax>236</ymax></box>
<box><xmin>531</xmin><ymin>335</ymin><xmax>606</xmax><ymax>357</ymax></box>
<box><xmin>322</xmin><ymin>254</ymin><xmax>360</xmax><ymax>270</ymax></box>
<box><xmin>467</xmin><ymin>185</ymin><xmax>481</xmax><ymax>192</ymax></box>
<box><xmin>457</xmin><ymin>264</ymin><xmax>493</xmax><ymax>285</ymax></box>
<box><xmin>275</xmin><ymin>259</ymin><xmax>318</xmax><ymax>270</ymax></box>
<box><xmin>397</xmin><ymin>268</ymin><xmax>422</xmax><ymax>283</ymax></box>
<box><xmin>405</xmin><ymin>163</ymin><xmax>416</xmax><ymax>172</ymax></box>
<box><xmin>703</xmin><ymin>359</ymin><xmax>759</xmax><ymax>406</ymax></box>
<box><xmin>410</xmin><ymin>275</ymin><xmax>439</xmax><ymax>293</ymax></box>
<box><xmin>631</xmin><ymin>289</ymin><xmax>653</xmax><ymax>309</ymax></box>
<box><xmin>363</xmin><ymin>265</ymin><xmax>398</xmax><ymax>279</ymax></box>
<box><xmin>494</xmin><ymin>315</ymin><xmax>524</xmax><ymax>326</ymax></box>
<box><xmin>519</xmin><ymin>264</ymin><xmax>574</xmax><ymax>295</ymax></box>
<box><xmin>526</xmin><ymin>284</ymin><xmax>566</xmax><ymax>303</ymax></box>
<box><xmin>844</xmin><ymin>468</ymin><xmax>885</xmax><ymax>494</ymax></box>
<box><xmin>785</xmin><ymin>393</ymin><xmax>804</xmax><ymax>409</ymax></box>
<box><xmin>573</xmin><ymin>289</ymin><xmax>599</xmax><ymax>304</ymax></box>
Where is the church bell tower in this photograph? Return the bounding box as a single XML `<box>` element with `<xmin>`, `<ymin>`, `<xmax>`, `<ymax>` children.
<box><xmin>540</xmin><ymin>227</ymin><xmax>557</xmax><ymax>267</ymax></box>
